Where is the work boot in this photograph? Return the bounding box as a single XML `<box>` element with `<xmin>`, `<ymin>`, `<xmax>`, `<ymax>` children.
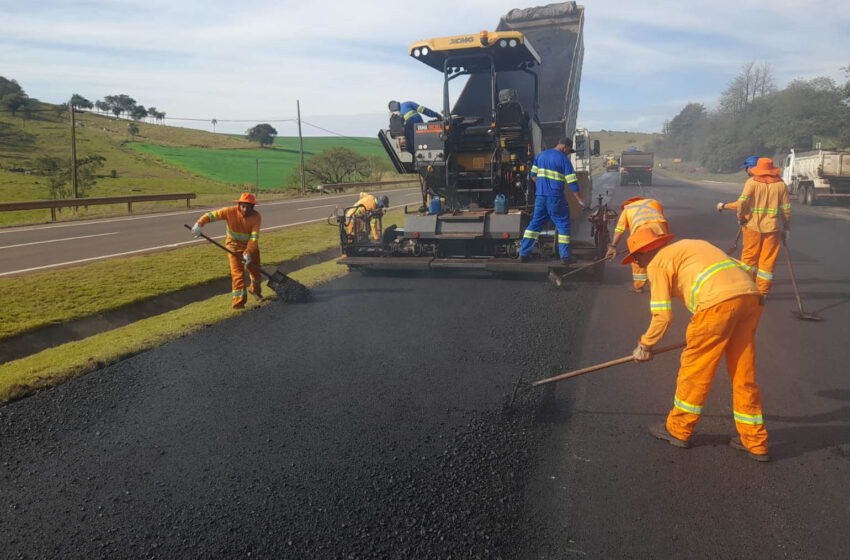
<box><xmin>233</xmin><ymin>303</ymin><xmax>245</xmax><ymax>310</ymax></box>
<box><xmin>649</xmin><ymin>422</ymin><xmax>690</xmax><ymax>448</ymax></box>
<box><xmin>729</xmin><ymin>437</ymin><xmax>769</xmax><ymax>462</ymax></box>
<box><xmin>560</xmin><ymin>255</ymin><xmax>574</xmax><ymax>266</ymax></box>
<box><xmin>249</xmin><ymin>285</ymin><xmax>263</xmax><ymax>301</ymax></box>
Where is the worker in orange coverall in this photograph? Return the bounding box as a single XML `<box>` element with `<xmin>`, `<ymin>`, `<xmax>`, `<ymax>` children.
<box><xmin>345</xmin><ymin>192</ymin><xmax>389</xmax><ymax>241</ymax></box>
<box><xmin>605</xmin><ymin>197</ymin><xmax>669</xmax><ymax>292</ymax></box>
<box><xmin>625</xmin><ymin>228</ymin><xmax>769</xmax><ymax>462</ymax></box>
<box><xmin>191</xmin><ymin>192</ymin><xmax>263</xmax><ymax>310</ymax></box>
<box><xmin>717</xmin><ymin>157</ymin><xmax>790</xmax><ymax>295</ymax></box>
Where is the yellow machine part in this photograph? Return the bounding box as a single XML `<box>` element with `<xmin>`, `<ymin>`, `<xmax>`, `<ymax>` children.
<box><xmin>454</xmin><ymin>152</ymin><xmax>491</xmax><ymax>172</ymax></box>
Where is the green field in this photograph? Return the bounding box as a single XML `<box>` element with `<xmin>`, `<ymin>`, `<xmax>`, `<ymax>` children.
<box><xmin>130</xmin><ymin>136</ymin><xmax>385</xmax><ymax>190</ymax></box>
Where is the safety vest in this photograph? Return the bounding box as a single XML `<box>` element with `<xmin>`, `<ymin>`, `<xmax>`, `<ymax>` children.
<box><xmin>199</xmin><ymin>206</ymin><xmax>261</xmax><ymax>253</ymax></box>
<box><xmin>615</xmin><ymin>198</ymin><xmax>667</xmax><ymax>234</ymax></box>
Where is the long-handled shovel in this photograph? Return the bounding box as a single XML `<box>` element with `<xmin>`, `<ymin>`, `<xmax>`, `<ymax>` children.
<box><xmin>782</xmin><ymin>239</ymin><xmax>822</xmax><ymax>321</ymax></box>
<box><xmin>508</xmin><ymin>342</ymin><xmax>685</xmax><ymax>407</ymax></box>
<box><xmin>549</xmin><ymin>250</ymin><xmax>627</xmax><ymax>287</ymax></box>
<box><xmin>184</xmin><ymin>224</ymin><xmax>312</xmax><ymax>303</ymax></box>
<box><xmin>726</xmin><ymin>227</ymin><xmax>742</xmax><ymax>255</ymax></box>
<box><xmin>531</xmin><ymin>342</ymin><xmax>686</xmax><ymax>387</ymax></box>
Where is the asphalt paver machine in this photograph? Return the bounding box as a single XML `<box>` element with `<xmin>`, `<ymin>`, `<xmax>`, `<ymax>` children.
<box><xmin>335</xmin><ymin>2</ymin><xmax>614</xmax><ymax>279</ymax></box>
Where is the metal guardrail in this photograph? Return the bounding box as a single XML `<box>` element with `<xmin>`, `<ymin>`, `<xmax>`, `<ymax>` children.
<box><xmin>317</xmin><ymin>179</ymin><xmax>418</xmax><ymax>193</ymax></box>
<box><xmin>0</xmin><ymin>193</ymin><xmax>196</xmax><ymax>221</ymax></box>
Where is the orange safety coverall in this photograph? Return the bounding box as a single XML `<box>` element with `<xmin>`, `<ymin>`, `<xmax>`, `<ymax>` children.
<box><xmin>725</xmin><ymin>176</ymin><xmax>791</xmax><ymax>294</ymax></box>
<box><xmin>642</xmin><ymin>239</ymin><xmax>768</xmax><ymax>455</ymax></box>
<box><xmin>345</xmin><ymin>192</ymin><xmax>382</xmax><ymax>241</ymax></box>
<box><xmin>614</xmin><ymin>198</ymin><xmax>669</xmax><ymax>289</ymax></box>
<box><xmin>198</xmin><ymin>206</ymin><xmax>262</xmax><ymax>308</ymax></box>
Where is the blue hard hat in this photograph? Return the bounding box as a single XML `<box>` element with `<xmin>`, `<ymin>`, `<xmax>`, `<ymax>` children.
<box><xmin>740</xmin><ymin>156</ymin><xmax>759</xmax><ymax>169</ymax></box>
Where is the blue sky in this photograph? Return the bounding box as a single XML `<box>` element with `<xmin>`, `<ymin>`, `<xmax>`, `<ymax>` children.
<box><xmin>2</xmin><ymin>0</ymin><xmax>849</xmax><ymax>137</ymax></box>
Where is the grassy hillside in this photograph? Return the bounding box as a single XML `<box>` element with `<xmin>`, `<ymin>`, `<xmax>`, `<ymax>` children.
<box><xmin>0</xmin><ymin>105</ymin><xmax>386</xmax><ymax>226</ymax></box>
<box><xmin>131</xmin><ymin>136</ymin><xmax>385</xmax><ymax>191</ymax></box>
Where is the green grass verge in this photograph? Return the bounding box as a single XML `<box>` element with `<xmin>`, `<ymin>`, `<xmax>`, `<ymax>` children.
<box><xmin>0</xmin><ymin>207</ymin><xmax>404</xmax><ymax>340</ymax></box>
<box><xmin>0</xmin><ymin>221</ymin><xmax>336</xmax><ymax>339</ymax></box>
<box><xmin>0</xmin><ymin>260</ymin><xmax>347</xmax><ymax>404</ymax></box>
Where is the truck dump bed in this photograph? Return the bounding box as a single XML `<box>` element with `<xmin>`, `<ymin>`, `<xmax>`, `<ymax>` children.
<box><xmin>795</xmin><ymin>150</ymin><xmax>850</xmax><ymax>179</ymax></box>
<box><xmin>452</xmin><ymin>2</ymin><xmax>584</xmax><ymax>148</ymax></box>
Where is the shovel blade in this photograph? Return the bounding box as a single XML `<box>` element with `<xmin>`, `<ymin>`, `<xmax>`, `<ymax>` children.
<box><xmin>793</xmin><ymin>310</ymin><xmax>823</xmax><ymax>321</ymax></box>
<box><xmin>266</xmin><ymin>270</ymin><xmax>313</xmax><ymax>303</ymax></box>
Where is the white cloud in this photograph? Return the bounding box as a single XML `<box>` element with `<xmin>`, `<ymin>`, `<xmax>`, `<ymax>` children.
<box><xmin>2</xmin><ymin>0</ymin><xmax>849</xmax><ymax>135</ymax></box>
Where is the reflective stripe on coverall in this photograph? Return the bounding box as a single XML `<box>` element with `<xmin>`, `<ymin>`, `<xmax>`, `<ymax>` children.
<box><xmin>641</xmin><ymin>239</ymin><xmax>767</xmax><ymax>454</ymax></box>
<box><xmin>199</xmin><ymin>206</ymin><xmax>262</xmax><ymax>308</ymax></box>
<box><xmin>520</xmin><ymin>149</ymin><xmax>579</xmax><ymax>259</ymax></box>
<box><xmin>345</xmin><ymin>192</ymin><xmax>382</xmax><ymax>241</ymax></box>
<box><xmin>614</xmin><ymin>198</ymin><xmax>669</xmax><ymax>289</ymax></box>
<box><xmin>732</xmin><ymin>175</ymin><xmax>790</xmax><ymax>294</ymax></box>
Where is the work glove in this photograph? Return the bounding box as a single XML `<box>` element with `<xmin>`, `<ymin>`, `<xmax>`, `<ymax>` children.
<box><xmin>578</xmin><ymin>200</ymin><xmax>588</xmax><ymax>211</ymax></box>
<box><xmin>738</xmin><ymin>217</ymin><xmax>748</xmax><ymax>227</ymax></box>
<box><xmin>716</xmin><ymin>202</ymin><xmax>725</xmax><ymax>212</ymax></box>
<box><xmin>781</xmin><ymin>229</ymin><xmax>790</xmax><ymax>246</ymax></box>
<box><xmin>632</xmin><ymin>343</ymin><xmax>653</xmax><ymax>362</ymax></box>
<box><xmin>605</xmin><ymin>245</ymin><xmax>617</xmax><ymax>260</ymax></box>
<box><xmin>242</xmin><ymin>252</ymin><xmax>252</xmax><ymax>267</ymax></box>
<box><xmin>191</xmin><ymin>223</ymin><xmax>202</xmax><ymax>238</ymax></box>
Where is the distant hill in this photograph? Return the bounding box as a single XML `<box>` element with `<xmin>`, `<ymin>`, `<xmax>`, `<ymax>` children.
<box><xmin>0</xmin><ymin>103</ymin><xmax>384</xmax><ymax>218</ymax></box>
<box><xmin>591</xmin><ymin>130</ymin><xmax>662</xmax><ymax>157</ymax></box>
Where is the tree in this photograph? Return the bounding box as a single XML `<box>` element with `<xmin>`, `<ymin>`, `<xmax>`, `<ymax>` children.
<box><xmin>719</xmin><ymin>61</ymin><xmax>776</xmax><ymax>114</ymax></box>
<box><xmin>128</xmin><ymin>122</ymin><xmax>140</xmax><ymax>139</ymax></box>
<box><xmin>1</xmin><ymin>92</ymin><xmax>29</xmax><ymax>116</ymax></box>
<box><xmin>0</xmin><ymin>76</ymin><xmax>24</xmax><ymax>98</ymax></box>
<box><xmin>301</xmin><ymin>147</ymin><xmax>371</xmax><ymax>184</ymax></box>
<box><xmin>147</xmin><ymin>106</ymin><xmax>157</xmax><ymax>123</ymax></box>
<box><xmin>211</xmin><ymin>118</ymin><xmax>217</xmax><ymax>132</ymax></box>
<box><xmin>70</xmin><ymin>94</ymin><xmax>93</xmax><ymax>110</ymax></box>
<box><xmin>94</xmin><ymin>100</ymin><xmax>109</xmax><ymax>114</ymax></box>
<box><xmin>131</xmin><ymin>104</ymin><xmax>147</xmax><ymax>121</ymax></box>
<box><xmin>36</xmin><ymin>155</ymin><xmax>105</xmax><ymax>199</ymax></box>
<box><xmin>246</xmin><ymin>123</ymin><xmax>277</xmax><ymax>146</ymax></box>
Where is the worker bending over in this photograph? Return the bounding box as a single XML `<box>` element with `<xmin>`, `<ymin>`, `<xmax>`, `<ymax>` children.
<box><xmin>624</xmin><ymin>229</ymin><xmax>769</xmax><ymax>462</ymax></box>
<box><xmin>346</xmin><ymin>192</ymin><xmax>389</xmax><ymax>242</ymax></box>
<box><xmin>605</xmin><ymin>196</ymin><xmax>669</xmax><ymax>292</ymax></box>
<box><xmin>191</xmin><ymin>192</ymin><xmax>262</xmax><ymax>310</ymax></box>
<box><xmin>717</xmin><ymin>157</ymin><xmax>790</xmax><ymax>295</ymax></box>
<box><xmin>519</xmin><ymin>137</ymin><xmax>587</xmax><ymax>265</ymax></box>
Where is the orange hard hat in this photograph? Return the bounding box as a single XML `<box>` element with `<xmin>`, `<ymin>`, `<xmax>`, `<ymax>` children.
<box><xmin>621</xmin><ymin>196</ymin><xmax>645</xmax><ymax>209</ymax></box>
<box><xmin>234</xmin><ymin>192</ymin><xmax>257</xmax><ymax>205</ymax></box>
<box><xmin>621</xmin><ymin>228</ymin><xmax>674</xmax><ymax>264</ymax></box>
<box><xmin>749</xmin><ymin>158</ymin><xmax>781</xmax><ymax>177</ymax></box>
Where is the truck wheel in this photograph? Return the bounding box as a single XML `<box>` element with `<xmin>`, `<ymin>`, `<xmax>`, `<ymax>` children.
<box><xmin>804</xmin><ymin>186</ymin><xmax>814</xmax><ymax>206</ymax></box>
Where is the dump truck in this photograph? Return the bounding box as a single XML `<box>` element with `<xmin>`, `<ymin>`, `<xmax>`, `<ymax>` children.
<box><xmin>781</xmin><ymin>149</ymin><xmax>850</xmax><ymax>205</ymax></box>
<box><xmin>336</xmin><ymin>2</ymin><xmax>615</xmax><ymax>277</ymax></box>
<box><xmin>619</xmin><ymin>149</ymin><xmax>653</xmax><ymax>186</ymax></box>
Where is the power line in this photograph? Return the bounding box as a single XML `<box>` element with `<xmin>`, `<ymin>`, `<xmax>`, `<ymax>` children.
<box><xmin>300</xmin><ymin>120</ymin><xmax>377</xmax><ymax>144</ymax></box>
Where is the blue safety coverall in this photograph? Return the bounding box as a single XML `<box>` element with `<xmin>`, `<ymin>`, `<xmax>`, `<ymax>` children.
<box><xmin>400</xmin><ymin>101</ymin><xmax>440</xmax><ymax>124</ymax></box>
<box><xmin>519</xmin><ymin>148</ymin><xmax>579</xmax><ymax>259</ymax></box>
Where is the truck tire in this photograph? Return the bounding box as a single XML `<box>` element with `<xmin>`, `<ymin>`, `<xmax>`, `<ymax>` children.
<box><xmin>807</xmin><ymin>186</ymin><xmax>816</xmax><ymax>206</ymax></box>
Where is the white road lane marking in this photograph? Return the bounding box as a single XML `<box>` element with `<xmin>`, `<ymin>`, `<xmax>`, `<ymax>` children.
<box><xmin>0</xmin><ymin>231</ymin><xmax>118</xmax><ymax>250</ymax></box>
<box><xmin>0</xmin><ymin>217</ymin><xmax>331</xmax><ymax>277</ymax></box>
<box><xmin>0</xmin><ymin>187</ymin><xmax>419</xmax><ymax>234</ymax></box>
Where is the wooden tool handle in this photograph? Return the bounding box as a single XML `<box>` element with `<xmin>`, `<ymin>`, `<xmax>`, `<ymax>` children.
<box><xmin>531</xmin><ymin>342</ymin><xmax>686</xmax><ymax>387</ymax></box>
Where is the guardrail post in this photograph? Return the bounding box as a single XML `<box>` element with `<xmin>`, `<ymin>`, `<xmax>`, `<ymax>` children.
<box><xmin>128</xmin><ymin>202</ymin><xmax>133</xmax><ymax>214</ymax></box>
<box><xmin>50</xmin><ymin>208</ymin><xmax>56</xmax><ymax>221</ymax></box>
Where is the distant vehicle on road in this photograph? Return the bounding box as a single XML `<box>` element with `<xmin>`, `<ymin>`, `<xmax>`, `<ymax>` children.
<box><xmin>781</xmin><ymin>149</ymin><xmax>850</xmax><ymax>205</ymax></box>
<box><xmin>620</xmin><ymin>150</ymin><xmax>654</xmax><ymax>186</ymax></box>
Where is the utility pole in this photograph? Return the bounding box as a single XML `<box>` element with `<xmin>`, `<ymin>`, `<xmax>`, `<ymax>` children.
<box><xmin>69</xmin><ymin>99</ymin><xmax>78</xmax><ymax>199</ymax></box>
<box><xmin>297</xmin><ymin>100</ymin><xmax>306</xmax><ymax>196</ymax></box>
<box><xmin>255</xmin><ymin>158</ymin><xmax>259</xmax><ymax>190</ymax></box>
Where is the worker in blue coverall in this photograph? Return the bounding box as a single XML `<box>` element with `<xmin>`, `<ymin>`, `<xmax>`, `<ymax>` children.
<box><xmin>396</xmin><ymin>101</ymin><xmax>441</xmax><ymax>154</ymax></box>
<box><xmin>519</xmin><ymin>137</ymin><xmax>587</xmax><ymax>265</ymax></box>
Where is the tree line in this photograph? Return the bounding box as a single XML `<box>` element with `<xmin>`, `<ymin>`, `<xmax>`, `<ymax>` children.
<box><xmin>655</xmin><ymin>62</ymin><xmax>850</xmax><ymax>172</ymax></box>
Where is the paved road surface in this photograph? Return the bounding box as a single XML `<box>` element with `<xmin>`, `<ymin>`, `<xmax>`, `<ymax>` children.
<box><xmin>1</xmin><ymin>173</ymin><xmax>848</xmax><ymax>558</ymax></box>
<box><xmin>0</xmin><ymin>187</ymin><xmax>421</xmax><ymax>277</ymax></box>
